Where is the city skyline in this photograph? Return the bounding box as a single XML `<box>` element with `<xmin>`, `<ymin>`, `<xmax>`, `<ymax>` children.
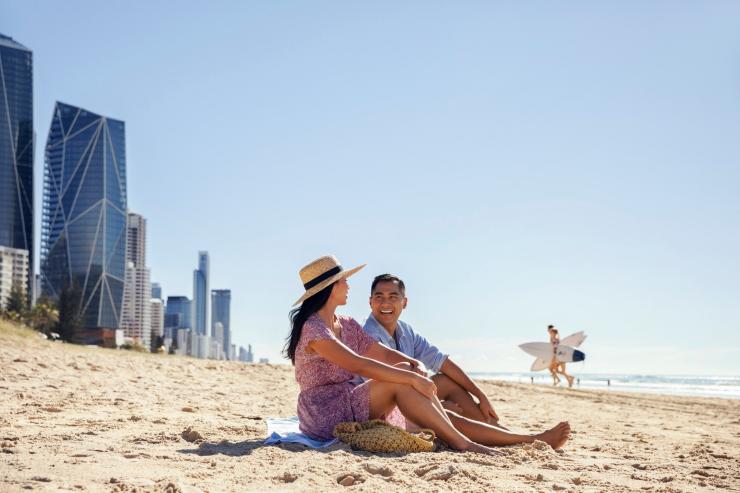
<box><xmin>2</xmin><ymin>3</ymin><xmax>739</xmax><ymax>374</ymax></box>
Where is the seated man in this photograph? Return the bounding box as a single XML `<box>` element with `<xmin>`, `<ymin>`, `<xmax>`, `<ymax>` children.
<box><xmin>363</xmin><ymin>273</ymin><xmax>506</xmax><ymax>428</ymax></box>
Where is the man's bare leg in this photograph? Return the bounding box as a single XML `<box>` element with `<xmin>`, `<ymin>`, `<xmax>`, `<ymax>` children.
<box><xmin>431</xmin><ymin>373</ymin><xmax>509</xmax><ymax>430</ymax></box>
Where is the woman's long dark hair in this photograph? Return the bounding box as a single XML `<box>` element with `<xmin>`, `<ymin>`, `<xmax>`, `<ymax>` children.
<box><xmin>284</xmin><ymin>281</ymin><xmax>335</xmax><ymax>364</ymax></box>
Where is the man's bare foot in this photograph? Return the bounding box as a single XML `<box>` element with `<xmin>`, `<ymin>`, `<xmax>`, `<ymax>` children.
<box><xmin>461</xmin><ymin>441</ymin><xmax>505</xmax><ymax>456</ymax></box>
<box><xmin>535</xmin><ymin>422</ymin><xmax>570</xmax><ymax>449</ymax></box>
<box><xmin>566</xmin><ymin>376</ymin><xmax>574</xmax><ymax>388</ymax></box>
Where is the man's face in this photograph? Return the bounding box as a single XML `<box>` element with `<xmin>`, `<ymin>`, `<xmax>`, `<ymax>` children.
<box><xmin>369</xmin><ymin>280</ymin><xmax>407</xmax><ymax>329</ymax></box>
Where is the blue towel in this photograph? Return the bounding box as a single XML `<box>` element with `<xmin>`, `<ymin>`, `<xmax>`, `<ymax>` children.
<box><xmin>264</xmin><ymin>416</ymin><xmax>338</xmax><ymax>448</ymax></box>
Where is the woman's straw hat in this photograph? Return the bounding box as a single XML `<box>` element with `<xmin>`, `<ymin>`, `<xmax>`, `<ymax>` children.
<box><xmin>293</xmin><ymin>255</ymin><xmax>365</xmax><ymax>306</ymax></box>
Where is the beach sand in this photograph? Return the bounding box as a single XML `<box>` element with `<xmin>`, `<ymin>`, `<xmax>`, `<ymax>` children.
<box><xmin>1</xmin><ymin>322</ymin><xmax>739</xmax><ymax>492</ymax></box>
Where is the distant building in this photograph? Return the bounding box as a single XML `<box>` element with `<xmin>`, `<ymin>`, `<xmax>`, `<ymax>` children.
<box><xmin>151</xmin><ymin>282</ymin><xmax>162</xmax><ymax>300</ymax></box>
<box><xmin>0</xmin><ymin>34</ymin><xmax>34</xmax><ymax>304</ymax></box>
<box><xmin>0</xmin><ymin>246</ymin><xmax>28</xmax><ymax>308</ymax></box>
<box><xmin>175</xmin><ymin>328</ymin><xmax>190</xmax><ymax>356</ymax></box>
<box><xmin>213</xmin><ymin>321</ymin><xmax>224</xmax><ymax>355</ymax></box>
<box><xmin>239</xmin><ymin>344</ymin><xmax>254</xmax><ymax>363</ymax></box>
<box><xmin>150</xmin><ymin>298</ymin><xmax>164</xmax><ymax>351</ymax></box>
<box><xmin>40</xmin><ymin>102</ymin><xmax>127</xmax><ymax>344</ymax></box>
<box><xmin>120</xmin><ymin>213</ymin><xmax>152</xmax><ymax>348</ymax></box>
<box><xmin>192</xmin><ymin>252</ymin><xmax>209</xmax><ymax>335</ymax></box>
<box><xmin>211</xmin><ymin>289</ymin><xmax>231</xmax><ymax>358</ymax></box>
<box><xmin>165</xmin><ymin>295</ymin><xmax>192</xmax><ymax>333</ymax></box>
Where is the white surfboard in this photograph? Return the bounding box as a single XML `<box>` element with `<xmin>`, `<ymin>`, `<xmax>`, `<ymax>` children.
<box><xmin>530</xmin><ymin>357</ymin><xmax>552</xmax><ymax>371</ymax></box>
<box><xmin>559</xmin><ymin>331</ymin><xmax>587</xmax><ymax>348</ymax></box>
<box><xmin>519</xmin><ymin>339</ymin><xmax>586</xmax><ymax>372</ymax></box>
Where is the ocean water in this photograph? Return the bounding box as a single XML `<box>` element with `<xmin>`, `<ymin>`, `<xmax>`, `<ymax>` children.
<box><xmin>469</xmin><ymin>372</ymin><xmax>740</xmax><ymax>400</ymax></box>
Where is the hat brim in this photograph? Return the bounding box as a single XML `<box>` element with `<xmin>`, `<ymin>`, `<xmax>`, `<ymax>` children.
<box><xmin>293</xmin><ymin>263</ymin><xmax>366</xmax><ymax>306</ymax></box>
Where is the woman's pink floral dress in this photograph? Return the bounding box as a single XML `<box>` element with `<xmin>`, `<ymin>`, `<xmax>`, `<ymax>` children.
<box><xmin>295</xmin><ymin>313</ymin><xmax>404</xmax><ymax>440</ymax></box>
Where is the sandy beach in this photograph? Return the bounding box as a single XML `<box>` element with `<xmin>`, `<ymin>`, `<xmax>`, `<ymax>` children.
<box><xmin>1</xmin><ymin>322</ymin><xmax>738</xmax><ymax>492</ymax></box>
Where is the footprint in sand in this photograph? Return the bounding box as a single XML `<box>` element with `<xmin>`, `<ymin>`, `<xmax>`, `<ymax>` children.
<box><xmin>364</xmin><ymin>463</ymin><xmax>393</xmax><ymax>477</ymax></box>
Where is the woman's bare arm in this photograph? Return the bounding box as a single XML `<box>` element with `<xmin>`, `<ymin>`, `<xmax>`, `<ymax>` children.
<box><xmin>309</xmin><ymin>339</ymin><xmax>436</xmax><ymax>398</ymax></box>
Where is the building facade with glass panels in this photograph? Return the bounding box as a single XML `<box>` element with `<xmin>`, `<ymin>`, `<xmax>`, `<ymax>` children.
<box><xmin>40</xmin><ymin>102</ymin><xmax>127</xmax><ymax>344</ymax></box>
<box><xmin>0</xmin><ymin>34</ymin><xmax>33</xmax><ymax>302</ymax></box>
<box><xmin>192</xmin><ymin>251</ymin><xmax>209</xmax><ymax>335</ymax></box>
<box><xmin>211</xmin><ymin>289</ymin><xmax>231</xmax><ymax>359</ymax></box>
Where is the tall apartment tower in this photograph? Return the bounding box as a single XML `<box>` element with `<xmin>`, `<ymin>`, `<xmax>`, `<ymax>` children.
<box><xmin>0</xmin><ymin>246</ymin><xmax>28</xmax><ymax>308</ymax></box>
<box><xmin>120</xmin><ymin>212</ymin><xmax>151</xmax><ymax>347</ymax></box>
<box><xmin>192</xmin><ymin>251</ymin><xmax>209</xmax><ymax>335</ymax></box>
<box><xmin>211</xmin><ymin>289</ymin><xmax>231</xmax><ymax>359</ymax></box>
<box><xmin>40</xmin><ymin>102</ymin><xmax>127</xmax><ymax>344</ymax></box>
<box><xmin>0</xmin><ymin>34</ymin><xmax>33</xmax><ymax>304</ymax></box>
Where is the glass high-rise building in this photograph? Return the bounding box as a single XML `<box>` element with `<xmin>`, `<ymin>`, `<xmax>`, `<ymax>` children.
<box><xmin>0</xmin><ymin>34</ymin><xmax>33</xmax><ymax>302</ymax></box>
<box><xmin>40</xmin><ymin>102</ymin><xmax>127</xmax><ymax>343</ymax></box>
<box><xmin>211</xmin><ymin>289</ymin><xmax>231</xmax><ymax>359</ymax></box>
<box><xmin>192</xmin><ymin>251</ymin><xmax>209</xmax><ymax>335</ymax></box>
<box><xmin>165</xmin><ymin>295</ymin><xmax>192</xmax><ymax>329</ymax></box>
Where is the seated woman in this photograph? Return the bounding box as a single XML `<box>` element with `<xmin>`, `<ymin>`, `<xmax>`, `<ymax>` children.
<box><xmin>286</xmin><ymin>256</ymin><xmax>570</xmax><ymax>454</ymax></box>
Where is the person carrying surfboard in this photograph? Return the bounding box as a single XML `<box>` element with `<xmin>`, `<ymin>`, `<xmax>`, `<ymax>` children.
<box><xmin>548</xmin><ymin>325</ymin><xmax>575</xmax><ymax>387</ymax></box>
<box><xmin>360</xmin><ymin>273</ymin><xmax>507</xmax><ymax>429</ymax></box>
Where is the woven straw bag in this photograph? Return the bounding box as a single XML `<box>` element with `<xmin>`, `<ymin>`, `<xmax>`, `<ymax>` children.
<box><xmin>333</xmin><ymin>419</ymin><xmax>436</xmax><ymax>453</ymax></box>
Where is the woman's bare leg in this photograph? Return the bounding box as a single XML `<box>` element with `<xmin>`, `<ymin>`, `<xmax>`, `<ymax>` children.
<box><xmin>557</xmin><ymin>364</ymin><xmax>574</xmax><ymax>387</ymax></box>
<box><xmin>368</xmin><ymin>380</ymin><xmax>498</xmax><ymax>454</ymax></box>
<box><xmin>447</xmin><ymin>412</ymin><xmax>571</xmax><ymax>450</ymax></box>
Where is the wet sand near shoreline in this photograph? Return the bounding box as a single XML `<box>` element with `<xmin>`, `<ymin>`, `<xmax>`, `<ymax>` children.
<box><xmin>2</xmin><ymin>323</ymin><xmax>739</xmax><ymax>492</ymax></box>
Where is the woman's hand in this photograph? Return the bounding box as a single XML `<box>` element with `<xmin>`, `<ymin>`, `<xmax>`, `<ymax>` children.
<box><xmin>410</xmin><ymin>374</ymin><xmax>437</xmax><ymax>400</ymax></box>
<box><xmin>408</xmin><ymin>359</ymin><xmax>428</xmax><ymax>376</ymax></box>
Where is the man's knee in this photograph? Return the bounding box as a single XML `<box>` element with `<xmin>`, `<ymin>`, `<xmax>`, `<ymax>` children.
<box><xmin>432</xmin><ymin>374</ymin><xmax>466</xmax><ymax>399</ymax></box>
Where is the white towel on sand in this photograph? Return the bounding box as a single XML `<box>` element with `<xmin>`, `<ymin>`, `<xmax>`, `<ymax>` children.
<box><xmin>264</xmin><ymin>416</ymin><xmax>338</xmax><ymax>448</ymax></box>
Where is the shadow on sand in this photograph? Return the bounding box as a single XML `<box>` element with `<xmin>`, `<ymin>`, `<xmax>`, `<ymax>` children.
<box><xmin>177</xmin><ymin>439</ymin><xmax>346</xmax><ymax>457</ymax></box>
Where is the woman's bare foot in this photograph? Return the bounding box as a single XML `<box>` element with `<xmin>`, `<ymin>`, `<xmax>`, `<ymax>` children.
<box><xmin>535</xmin><ymin>422</ymin><xmax>571</xmax><ymax>449</ymax></box>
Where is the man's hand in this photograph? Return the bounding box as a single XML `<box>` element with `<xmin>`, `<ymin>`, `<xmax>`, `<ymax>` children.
<box><xmin>477</xmin><ymin>395</ymin><xmax>499</xmax><ymax>424</ymax></box>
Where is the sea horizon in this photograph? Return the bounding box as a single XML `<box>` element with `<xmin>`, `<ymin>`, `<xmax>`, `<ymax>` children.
<box><xmin>470</xmin><ymin>371</ymin><xmax>740</xmax><ymax>400</ymax></box>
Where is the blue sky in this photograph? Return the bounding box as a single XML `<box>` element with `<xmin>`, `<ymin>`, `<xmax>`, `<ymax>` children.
<box><xmin>3</xmin><ymin>2</ymin><xmax>739</xmax><ymax>374</ymax></box>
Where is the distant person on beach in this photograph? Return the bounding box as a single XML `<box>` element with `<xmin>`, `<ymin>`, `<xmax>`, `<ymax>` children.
<box><xmin>548</xmin><ymin>325</ymin><xmax>575</xmax><ymax>387</ymax></box>
<box><xmin>285</xmin><ymin>256</ymin><xmax>571</xmax><ymax>453</ymax></box>
<box><xmin>361</xmin><ymin>274</ymin><xmax>507</xmax><ymax>429</ymax></box>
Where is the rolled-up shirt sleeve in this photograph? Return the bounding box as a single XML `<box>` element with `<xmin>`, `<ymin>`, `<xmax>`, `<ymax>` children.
<box><xmin>413</xmin><ymin>332</ymin><xmax>448</xmax><ymax>373</ymax></box>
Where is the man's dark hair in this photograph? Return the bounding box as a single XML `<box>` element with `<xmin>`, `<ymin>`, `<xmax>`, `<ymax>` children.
<box><xmin>371</xmin><ymin>274</ymin><xmax>406</xmax><ymax>295</ymax></box>
<box><xmin>547</xmin><ymin>324</ymin><xmax>554</xmax><ymax>329</ymax></box>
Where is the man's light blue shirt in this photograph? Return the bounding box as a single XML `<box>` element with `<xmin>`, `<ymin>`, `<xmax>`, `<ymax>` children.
<box><xmin>362</xmin><ymin>314</ymin><xmax>448</xmax><ymax>374</ymax></box>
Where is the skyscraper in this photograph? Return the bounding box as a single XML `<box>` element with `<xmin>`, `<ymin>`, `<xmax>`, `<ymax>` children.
<box><xmin>0</xmin><ymin>246</ymin><xmax>28</xmax><ymax>308</ymax></box>
<box><xmin>120</xmin><ymin>212</ymin><xmax>151</xmax><ymax>347</ymax></box>
<box><xmin>151</xmin><ymin>282</ymin><xmax>162</xmax><ymax>300</ymax></box>
<box><xmin>40</xmin><ymin>102</ymin><xmax>127</xmax><ymax>343</ymax></box>
<box><xmin>211</xmin><ymin>289</ymin><xmax>231</xmax><ymax>359</ymax></box>
<box><xmin>150</xmin><ymin>298</ymin><xmax>164</xmax><ymax>351</ymax></box>
<box><xmin>192</xmin><ymin>251</ymin><xmax>209</xmax><ymax>335</ymax></box>
<box><xmin>0</xmin><ymin>34</ymin><xmax>33</xmax><ymax>303</ymax></box>
<box><xmin>165</xmin><ymin>295</ymin><xmax>191</xmax><ymax>330</ymax></box>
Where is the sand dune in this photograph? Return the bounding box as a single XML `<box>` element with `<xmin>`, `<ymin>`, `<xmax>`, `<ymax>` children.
<box><xmin>1</xmin><ymin>322</ymin><xmax>738</xmax><ymax>492</ymax></box>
